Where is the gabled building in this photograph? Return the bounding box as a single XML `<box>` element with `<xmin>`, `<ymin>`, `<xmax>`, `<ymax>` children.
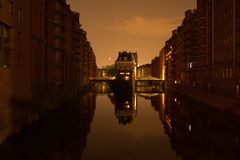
<box><xmin>115</xmin><ymin>51</ymin><xmax>138</xmax><ymax>81</ymax></box>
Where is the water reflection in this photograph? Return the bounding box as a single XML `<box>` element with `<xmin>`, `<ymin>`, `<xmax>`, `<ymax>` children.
<box><xmin>108</xmin><ymin>91</ymin><xmax>137</xmax><ymax>125</ymax></box>
<box><xmin>158</xmin><ymin>94</ymin><xmax>240</xmax><ymax>160</ymax></box>
<box><xmin>106</xmin><ymin>80</ymin><xmax>240</xmax><ymax>160</ymax></box>
<box><xmin>91</xmin><ymin>81</ymin><xmax>112</xmax><ymax>93</ymax></box>
<box><xmin>0</xmin><ymin>93</ymin><xmax>96</xmax><ymax>160</ymax></box>
<box><xmin>1</xmin><ymin>81</ymin><xmax>240</xmax><ymax>160</ymax></box>
<box><xmin>0</xmin><ymin>102</ymin><xmax>42</xmax><ymax>145</ymax></box>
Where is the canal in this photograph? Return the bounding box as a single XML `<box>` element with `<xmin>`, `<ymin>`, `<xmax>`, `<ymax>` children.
<box><xmin>0</xmin><ymin>83</ymin><xmax>240</xmax><ymax>160</ymax></box>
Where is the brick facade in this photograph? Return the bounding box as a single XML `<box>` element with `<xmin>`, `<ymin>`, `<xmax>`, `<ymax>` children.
<box><xmin>0</xmin><ymin>0</ymin><xmax>97</xmax><ymax>105</ymax></box>
<box><xmin>160</xmin><ymin>0</ymin><xmax>240</xmax><ymax>99</ymax></box>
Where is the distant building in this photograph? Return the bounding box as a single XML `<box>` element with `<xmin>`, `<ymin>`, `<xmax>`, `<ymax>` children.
<box><xmin>151</xmin><ymin>56</ymin><xmax>161</xmax><ymax>79</ymax></box>
<box><xmin>164</xmin><ymin>29</ymin><xmax>179</xmax><ymax>87</ymax></box>
<box><xmin>115</xmin><ymin>51</ymin><xmax>138</xmax><ymax>81</ymax></box>
<box><xmin>149</xmin><ymin>46</ymin><xmax>165</xmax><ymax>81</ymax></box>
<box><xmin>137</xmin><ymin>64</ymin><xmax>152</xmax><ymax>78</ymax></box>
<box><xmin>159</xmin><ymin>48</ymin><xmax>166</xmax><ymax>80</ymax></box>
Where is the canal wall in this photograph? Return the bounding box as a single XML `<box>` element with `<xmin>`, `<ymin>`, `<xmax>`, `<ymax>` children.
<box><xmin>166</xmin><ymin>84</ymin><xmax>240</xmax><ymax>117</ymax></box>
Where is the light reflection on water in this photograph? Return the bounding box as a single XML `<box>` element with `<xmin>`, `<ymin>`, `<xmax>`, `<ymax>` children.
<box><xmin>82</xmin><ymin>92</ymin><xmax>180</xmax><ymax>160</ymax></box>
<box><xmin>0</xmin><ymin>82</ymin><xmax>239</xmax><ymax>160</ymax></box>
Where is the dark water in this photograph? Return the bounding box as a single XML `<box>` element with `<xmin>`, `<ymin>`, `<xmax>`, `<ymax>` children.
<box><xmin>0</xmin><ymin>84</ymin><xmax>240</xmax><ymax>160</ymax></box>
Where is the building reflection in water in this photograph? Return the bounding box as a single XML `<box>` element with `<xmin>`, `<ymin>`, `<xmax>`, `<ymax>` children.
<box><xmin>108</xmin><ymin>82</ymin><xmax>164</xmax><ymax>125</ymax></box>
<box><xmin>0</xmin><ymin>93</ymin><xmax>96</xmax><ymax>160</ymax></box>
<box><xmin>108</xmin><ymin>90</ymin><xmax>137</xmax><ymax>125</ymax></box>
<box><xmin>0</xmin><ymin>101</ymin><xmax>42</xmax><ymax>145</ymax></box>
<box><xmin>154</xmin><ymin>93</ymin><xmax>240</xmax><ymax>160</ymax></box>
<box><xmin>1</xmin><ymin>80</ymin><xmax>235</xmax><ymax>160</ymax></box>
<box><xmin>91</xmin><ymin>81</ymin><xmax>112</xmax><ymax>93</ymax></box>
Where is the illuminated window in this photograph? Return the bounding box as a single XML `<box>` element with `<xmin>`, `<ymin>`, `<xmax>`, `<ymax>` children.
<box><xmin>124</xmin><ymin>76</ymin><xmax>129</xmax><ymax>80</ymax></box>
<box><xmin>9</xmin><ymin>1</ymin><xmax>14</xmax><ymax>16</ymax></box>
<box><xmin>189</xmin><ymin>62</ymin><xmax>193</xmax><ymax>69</ymax></box>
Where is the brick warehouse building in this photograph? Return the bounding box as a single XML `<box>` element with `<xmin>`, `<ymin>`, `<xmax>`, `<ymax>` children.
<box><xmin>0</xmin><ymin>0</ymin><xmax>97</xmax><ymax>106</ymax></box>
<box><xmin>192</xmin><ymin>0</ymin><xmax>240</xmax><ymax>96</ymax></box>
<box><xmin>151</xmin><ymin>56</ymin><xmax>161</xmax><ymax>79</ymax></box>
<box><xmin>159</xmin><ymin>0</ymin><xmax>240</xmax><ymax>101</ymax></box>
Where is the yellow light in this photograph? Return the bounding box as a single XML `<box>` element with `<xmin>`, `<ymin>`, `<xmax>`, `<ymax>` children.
<box><xmin>162</xmin><ymin>67</ymin><xmax>165</xmax><ymax>80</ymax></box>
<box><xmin>124</xmin><ymin>76</ymin><xmax>129</xmax><ymax>80</ymax></box>
<box><xmin>174</xmin><ymin>98</ymin><xmax>177</xmax><ymax>102</ymax></box>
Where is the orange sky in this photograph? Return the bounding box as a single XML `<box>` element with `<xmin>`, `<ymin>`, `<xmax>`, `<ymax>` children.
<box><xmin>66</xmin><ymin>0</ymin><xmax>196</xmax><ymax>67</ymax></box>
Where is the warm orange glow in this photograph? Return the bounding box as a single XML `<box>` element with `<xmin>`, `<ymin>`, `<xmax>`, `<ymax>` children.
<box><xmin>161</xmin><ymin>94</ymin><xmax>165</xmax><ymax>109</ymax></box>
<box><xmin>66</xmin><ymin>0</ymin><xmax>196</xmax><ymax>67</ymax></box>
<box><xmin>162</xmin><ymin>67</ymin><xmax>165</xmax><ymax>80</ymax></box>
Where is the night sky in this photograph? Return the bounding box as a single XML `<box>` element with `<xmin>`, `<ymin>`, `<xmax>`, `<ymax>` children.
<box><xmin>66</xmin><ymin>0</ymin><xmax>196</xmax><ymax>67</ymax></box>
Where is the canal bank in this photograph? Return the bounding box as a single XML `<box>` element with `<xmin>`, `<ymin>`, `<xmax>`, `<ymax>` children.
<box><xmin>166</xmin><ymin>85</ymin><xmax>240</xmax><ymax>117</ymax></box>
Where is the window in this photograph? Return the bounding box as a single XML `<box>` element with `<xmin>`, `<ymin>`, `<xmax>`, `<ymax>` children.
<box><xmin>229</xmin><ymin>68</ymin><xmax>233</xmax><ymax>78</ymax></box>
<box><xmin>189</xmin><ymin>61</ymin><xmax>193</xmax><ymax>69</ymax></box>
<box><xmin>0</xmin><ymin>23</ymin><xmax>11</xmax><ymax>67</ymax></box>
<box><xmin>3</xmin><ymin>25</ymin><xmax>10</xmax><ymax>44</ymax></box>
<box><xmin>0</xmin><ymin>0</ymin><xmax>2</xmax><ymax>11</ymax></box>
<box><xmin>0</xmin><ymin>49</ymin><xmax>2</xmax><ymax>64</ymax></box>
<box><xmin>17</xmin><ymin>9</ymin><xmax>22</xmax><ymax>24</ymax></box>
<box><xmin>226</xmin><ymin>68</ymin><xmax>229</xmax><ymax>79</ymax></box>
<box><xmin>222</xmin><ymin>69</ymin><xmax>225</xmax><ymax>79</ymax></box>
<box><xmin>9</xmin><ymin>1</ymin><xmax>13</xmax><ymax>16</ymax></box>
<box><xmin>3</xmin><ymin>48</ymin><xmax>10</xmax><ymax>65</ymax></box>
<box><xmin>0</xmin><ymin>24</ymin><xmax>2</xmax><ymax>38</ymax></box>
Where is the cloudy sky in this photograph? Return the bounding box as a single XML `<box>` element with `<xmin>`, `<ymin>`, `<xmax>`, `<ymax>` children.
<box><xmin>66</xmin><ymin>0</ymin><xmax>196</xmax><ymax>67</ymax></box>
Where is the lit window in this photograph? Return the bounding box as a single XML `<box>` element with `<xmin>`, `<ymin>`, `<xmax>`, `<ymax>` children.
<box><xmin>189</xmin><ymin>62</ymin><xmax>193</xmax><ymax>69</ymax></box>
<box><xmin>188</xmin><ymin>124</ymin><xmax>192</xmax><ymax>131</ymax></box>
<box><xmin>9</xmin><ymin>1</ymin><xmax>14</xmax><ymax>16</ymax></box>
<box><xmin>124</xmin><ymin>76</ymin><xmax>129</xmax><ymax>81</ymax></box>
